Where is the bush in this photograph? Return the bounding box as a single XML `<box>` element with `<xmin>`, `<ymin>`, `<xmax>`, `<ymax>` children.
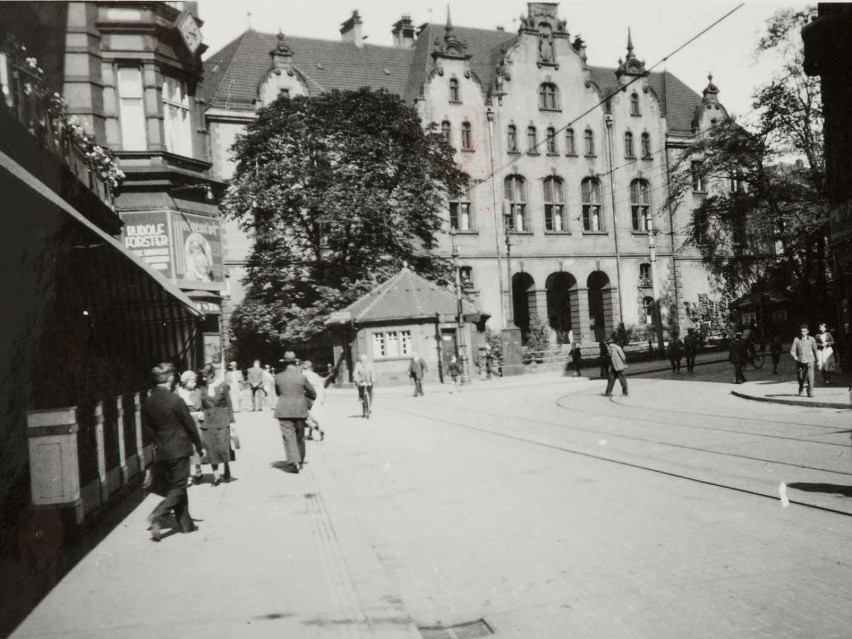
<box><xmin>527</xmin><ymin>315</ymin><xmax>551</xmax><ymax>353</ymax></box>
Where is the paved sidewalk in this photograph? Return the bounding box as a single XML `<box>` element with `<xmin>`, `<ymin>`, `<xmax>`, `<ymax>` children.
<box><xmin>732</xmin><ymin>378</ymin><xmax>851</xmax><ymax>409</ymax></box>
<box><xmin>10</xmin><ymin>409</ymin><xmax>421</xmax><ymax>639</ymax></box>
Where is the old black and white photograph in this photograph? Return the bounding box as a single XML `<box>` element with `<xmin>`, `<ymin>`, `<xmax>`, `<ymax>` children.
<box><xmin>1</xmin><ymin>0</ymin><xmax>851</xmax><ymax>637</ymax></box>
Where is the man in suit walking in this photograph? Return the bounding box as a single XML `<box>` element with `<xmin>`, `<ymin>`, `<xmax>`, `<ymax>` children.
<box><xmin>274</xmin><ymin>351</ymin><xmax>316</xmax><ymax>473</ymax></box>
<box><xmin>142</xmin><ymin>362</ymin><xmax>204</xmax><ymax>542</ymax></box>
<box><xmin>603</xmin><ymin>335</ymin><xmax>628</xmax><ymax>397</ymax></box>
<box><xmin>409</xmin><ymin>352</ymin><xmax>428</xmax><ymax>397</ymax></box>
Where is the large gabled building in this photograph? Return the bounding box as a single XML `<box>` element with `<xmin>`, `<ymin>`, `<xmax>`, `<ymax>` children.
<box><xmin>203</xmin><ymin>2</ymin><xmax>729</xmax><ymax>362</ymax></box>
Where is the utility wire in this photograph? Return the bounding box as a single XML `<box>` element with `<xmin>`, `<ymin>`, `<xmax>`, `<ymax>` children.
<box><xmin>466</xmin><ymin>2</ymin><xmax>745</xmax><ymax>196</ymax></box>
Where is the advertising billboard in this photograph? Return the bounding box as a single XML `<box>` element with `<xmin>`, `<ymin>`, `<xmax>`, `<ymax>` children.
<box><xmin>121</xmin><ymin>210</ymin><xmax>223</xmax><ymax>285</ymax></box>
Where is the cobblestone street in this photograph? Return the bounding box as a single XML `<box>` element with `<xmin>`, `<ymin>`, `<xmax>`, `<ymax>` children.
<box><xmin>10</xmin><ymin>366</ymin><xmax>852</xmax><ymax>638</ymax></box>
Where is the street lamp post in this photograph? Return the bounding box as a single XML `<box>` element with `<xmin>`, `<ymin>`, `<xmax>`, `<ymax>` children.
<box><xmin>450</xmin><ymin>229</ymin><xmax>471</xmax><ymax>384</ymax></box>
<box><xmin>485</xmin><ymin>107</ymin><xmax>508</xmax><ymax>328</ymax></box>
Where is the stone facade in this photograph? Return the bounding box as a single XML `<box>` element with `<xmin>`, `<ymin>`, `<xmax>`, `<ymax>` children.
<box><xmin>203</xmin><ymin>2</ymin><xmax>732</xmax><ymax>346</ymax></box>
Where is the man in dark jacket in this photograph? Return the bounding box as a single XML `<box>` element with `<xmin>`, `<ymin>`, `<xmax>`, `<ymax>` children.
<box><xmin>142</xmin><ymin>362</ymin><xmax>204</xmax><ymax>542</ymax></box>
<box><xmin>729</xmin><ymin>332</ymin><xmax>748</xmax><ymax>384</ymax></box>
<box><xmin>274</xmin><ymin>351</ymin><xmax>316</xmax><ymax>473</ymax></box>
<box><xmin>409</xmin><ymin>352</ymin><xmax>428</xmax><ymax>397</ymax></box>
<box><xmin>683</xmin><ymin>328</ymin><xmax>698</xmax><ymax>373</ymax></box>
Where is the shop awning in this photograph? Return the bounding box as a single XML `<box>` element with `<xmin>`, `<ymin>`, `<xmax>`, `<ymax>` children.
<box><xmin>0</xmin><ymin>150</ymin><xmax>204</xmax><ymax>320</ymax></box>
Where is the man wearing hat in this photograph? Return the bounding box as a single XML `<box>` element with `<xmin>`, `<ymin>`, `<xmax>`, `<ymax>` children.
<box><xmin>274</xmin><ymin>351</ymin><xmax>316</xmax><ymax>472</ymax></box>
<box><xmin>603</xmin><ymin>334</ymin><xmax>628</xmax><ymax>397</ymax></box>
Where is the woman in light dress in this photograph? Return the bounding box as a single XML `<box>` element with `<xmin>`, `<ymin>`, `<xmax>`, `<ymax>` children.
<box><xmin>815</xmin><ymin>322</ymin><xmax>836</xmax><ymax>385</ymax></box>
<box><xmin>176</xmin><ymin>370</ymin><xmax>205</xmax><ymax>486</ymax></box>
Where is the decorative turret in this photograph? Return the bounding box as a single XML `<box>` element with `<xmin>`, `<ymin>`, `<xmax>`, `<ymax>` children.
<box><xmin>702</xmin><ymin>72</ymin><xmax>720</xmax><ymax>105</ymax></box>
<box><xmin>615</xmin><ymin>27</ymin><xmax>647</xmax><ymax>78</ymax></box>
<box><xmin>270</xmin><ymin>30</ymin><xmax>294</xmax><ymax>75</ymax></box>
<box><xmin>432</xmin><ymin>7</ymin><xmax>470</xmax><ymax>60</ymax></box>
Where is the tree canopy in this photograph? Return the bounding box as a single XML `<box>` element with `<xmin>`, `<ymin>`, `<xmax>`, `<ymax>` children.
<box><xmin>664</xmin><ymin>6</ymin><xmax>832</xmax><ymax>324</ymax></box>
<box><xmin>221</xmin><ymin>88</ymin><xmax>469</xmax><ymax>359</ymax></box>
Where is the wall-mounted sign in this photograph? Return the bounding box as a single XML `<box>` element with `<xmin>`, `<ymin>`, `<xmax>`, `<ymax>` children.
<box><xmin>121</xmin><ymin>211</ymin><xmax>173</xmax><ymax>277</ymax></box>
<box><xmin>121</xmin><ymin>210</ymin><xmax>223</xmax><ymax>284</ymax></box>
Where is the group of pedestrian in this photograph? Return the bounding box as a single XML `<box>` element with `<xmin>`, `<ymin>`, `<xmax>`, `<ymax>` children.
<box><xmin>143</xmin><ymin>362</ymin><xmax>239</xmax><ymax>542</ymax></box>
<box><xmin>729</xmin><ymin>322</ymin><xmax>838</xmax><ymax>398</ymax></box>
<box><xmin>225</xmin><ymin>360</ymin><xmax>277</xmax><ymax>412</ymax></box>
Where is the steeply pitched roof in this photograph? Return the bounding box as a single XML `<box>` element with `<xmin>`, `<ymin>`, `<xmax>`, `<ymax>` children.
<box><xmin>203</xmin><ymin>29</ymin><xmax>414</xmax><ymax>110</ymax></box>
<box><xmin>328</xmin><ymin>267</ymin><xmax>477</xmax><ymax>325</ymax></box>
<box><xmin>202</xmin><ymin>25</ymin><xmax>703</xmax><ymax>134</ymax></box>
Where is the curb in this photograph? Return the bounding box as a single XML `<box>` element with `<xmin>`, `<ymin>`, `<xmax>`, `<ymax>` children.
<box><xmin>730</xmin><ymin>389</ymin><xmax>849</xmax><ymax>410</ymax></box>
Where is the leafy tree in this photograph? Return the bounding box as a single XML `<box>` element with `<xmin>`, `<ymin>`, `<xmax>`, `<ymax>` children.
<box><xmin>221</xmin><ymin>88</ymin><xmax>469</xmax><ymax>356</ymax></box>
<box><xmin>665</xmin><ymin>6</ymin><xmax>834</xmax><ymax>324</ymax></box>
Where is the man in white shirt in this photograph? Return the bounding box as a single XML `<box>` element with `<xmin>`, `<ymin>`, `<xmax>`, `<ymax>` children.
<box><xmin>301</xmin><ymin>360</ymin><xmax>326</xmax><ymax>441</ymax></box>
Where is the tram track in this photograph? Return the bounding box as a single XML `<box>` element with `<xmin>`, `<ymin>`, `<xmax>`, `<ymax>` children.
<box><xmin>382</xmin><ymin>393</ymin><xmax>852</xmax><ymax>518</ymax></box>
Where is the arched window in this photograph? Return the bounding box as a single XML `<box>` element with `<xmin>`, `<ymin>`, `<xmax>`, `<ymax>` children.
<box><xmin>641</xmin><ymin>132</ymin><xmax>651</xmax><ymax>158</ymax></box>
<box><xmin>630</xmin><ymin>92</ymin><xmax>640</xmax><ymax>116</ymax></box>
<box><xmin>449</xmin><ymin>78</ymin><xmax>460</xmax><ymax>102</ymax></box>
<box><xmin>584</xmin><ymin>129</ymin><xmax>595</xmax><ymax>156</ymax></box>
<box><xmin>504</xmin><ymin>175</ymin><xmax>527</xmax><ymax>232</ymax></box>
<box><xmin>630</xmin><ymin>179</ymin><xmax>651</xmax><ymax>231</ymax></box>
<box><xmin>461</xmin><ymin>122</ymin><xmax>473</xmax><ymax>150</ymax></box>
<box><xmin>624</xmin><ymin>131</ymin><xmax>635</xmax><ymax>159</ymax></box>
<box><xmin>643</xmin><ymin>296</ymin><xmax>654</xmax><ymax>325</ymax></box>
<box><xmin>581</xmin><ymin>177</ymin><xmax>602</xmax><ymax>231</ymax></box>
<box><xmin>507</xmin><ymin>125</ymin><xmax>518</xmax><ymax>153</ymax></box>
<box><xmin>565</xmin><ymin>128</ymin><xmax>576</xmax><ymax>155</ymax></box>
<box><xmin>538</xmin><ymin>83</ymin><xmax>559</xmax><ymax>110</ymax></box>
<box><xmin>543</xmin><ymin>176</ymin><xmax>565</xmax><ymax>232</ymax></box>
<box><xmin>527</xmin><ymin>126</ymin><xmax>538</xmax><ymax>153</ymax></box>
<box><xmin>546</xmin><ymin>127</ymin><xmax>557</xmax><ymax>154</ymax></box>
<box><xmin>450</xmin><ymin>200</ymin><xmax>472</xmax><ymax>231</ymax></box>
<box><xmin>441</xmin><ymin>121</ymin><xmax>451</xmax><ymax>145</ymax></box>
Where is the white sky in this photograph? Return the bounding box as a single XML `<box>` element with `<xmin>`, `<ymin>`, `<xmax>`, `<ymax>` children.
<box><xmin>196</xmin><ymin>0</ymin><xmax>806</xmax><ymax>121</ymax></box>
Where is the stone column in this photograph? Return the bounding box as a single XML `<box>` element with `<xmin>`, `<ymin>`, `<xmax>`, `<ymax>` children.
<box><xmin>27</xmin><ymin>407</ymin><xmax>84</xmax><ymax>524</ymax></box>
<box><xmin>576</xmin><ymin>287</ymin><xmax>591</xmax><ymax>344</ymax></box>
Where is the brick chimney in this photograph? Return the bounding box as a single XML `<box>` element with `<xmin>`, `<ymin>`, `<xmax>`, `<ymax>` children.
<box><xmin>392</xmin><ymin>15</ymin><xmax>416</xmax><ymax>48</ymax></box>
<box><xmin>340</xmin><ymin>10</ymin><xmax>364</xmax><ymax>48</ymax></box>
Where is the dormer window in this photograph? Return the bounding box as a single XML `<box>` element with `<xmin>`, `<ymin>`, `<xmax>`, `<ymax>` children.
<box><xmin>449</xmin><ymin>78</ymin><xmax>461</xmax><ymax>103</ymax></box>
<box><xmin>630</xmin><ymin>92</ymin><xmax>640</xmax><ymax>116</ymax></box>
<box><xmin>538</xmin><ymin>83</ymin><xmax>559</xmax><ymax>110</ymax></box>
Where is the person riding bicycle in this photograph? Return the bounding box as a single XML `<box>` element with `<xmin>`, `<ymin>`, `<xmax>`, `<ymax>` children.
<box><xmin>352</xmin><ymin>354</ymin><xmax>375</xmax><ymax>408</ymax></box>
<box><xmin>742</xmin><ymin>323</ymin><xmax>759</xmax><ymax>361</ymax></box>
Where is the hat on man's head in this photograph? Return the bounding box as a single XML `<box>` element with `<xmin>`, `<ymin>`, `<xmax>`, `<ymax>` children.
<box><xmin>281</xmin><ymin>351</ymin><xmax>298</xmax><ymax>363</ymax></box>
<box><xmin>228</xmin><ymin>361</ymin><xmax>237</xmax><ymax>368</ymax></box>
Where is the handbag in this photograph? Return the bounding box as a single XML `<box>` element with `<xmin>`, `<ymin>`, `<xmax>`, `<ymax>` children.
<box><xmin>143</xmin><ymin>462</ymin><xmax>169</xmax><ymax>497</ymax></box>
<box><xmin>231</xmin><ymin>433</ymin><xmax>241</xmax><ymax>450</ymax></box>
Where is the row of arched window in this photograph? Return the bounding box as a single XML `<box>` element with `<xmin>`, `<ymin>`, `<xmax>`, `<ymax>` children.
<box><xmin>440</xmin><ymin>119</ymin><xmax>654</xmax><ymax>159</ymax></box>
<box><xmin>451</xmin><ymin>177</ymin><xmax>653</xmax><ymax>234</ymax></box>
<box><xmin>448</xmin><ymin>78</ymin><xmax>645</xmax><ymax>117</ymax></box>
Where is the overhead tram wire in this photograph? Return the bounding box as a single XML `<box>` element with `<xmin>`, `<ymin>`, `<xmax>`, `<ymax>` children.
<box><xmin>465</xmin><ymin>2</ymin><xmax>746</xmax><ymax>198</ymax></box>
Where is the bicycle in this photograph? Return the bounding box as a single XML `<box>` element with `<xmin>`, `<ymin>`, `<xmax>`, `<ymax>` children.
<box><xmin>359</xmin><ymin>383</ymin><xmax>372</xmax><ymax>419</ymax></box>
<box><xmin>745</xmin><ymin>344</ymin><xmax>765</xmax><ymax>369</ymax></box>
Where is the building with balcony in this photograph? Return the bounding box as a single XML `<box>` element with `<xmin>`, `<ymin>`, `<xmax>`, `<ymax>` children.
<box><xmin>203</xmin><ymin>2</ymin><xmax>730</xmax><ymax>360</ymax></box>
<box><xmin>0</xmin><ymin>1</ymin><xmax>225</xmax><ymax>562</ymax></box>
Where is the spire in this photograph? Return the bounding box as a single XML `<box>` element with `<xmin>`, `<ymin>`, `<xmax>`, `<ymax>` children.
<box><xmin>702</xmin><ymin>72</ymin><xmax>720</xmax><ymax>103</ymax></box>
<box><xmin>446</xmin><ymin>5</ymin><xmax>453</xmax><ymax>31</ymax></box>
<box><xmin>433</xmin><ymin>4</ymin><xmax>469</xmax><ymax>59</ymax></box>
<box><xmin>615</xmin><ymin>27</ymin><xmax>646</xmax><ymax>78</ymax></box>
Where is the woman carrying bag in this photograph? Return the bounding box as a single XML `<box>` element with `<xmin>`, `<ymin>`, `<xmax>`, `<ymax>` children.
<box><xmin>200</xmin><ymin>363</ymin><xmax>236</xmax><ymax>486</ymax></box>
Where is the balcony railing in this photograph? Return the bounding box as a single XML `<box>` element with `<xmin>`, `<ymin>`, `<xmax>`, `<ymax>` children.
<box><xmin>0</xmin><ymin>38</ymin><xmax>123</xmax><ymax>207</ymax></box>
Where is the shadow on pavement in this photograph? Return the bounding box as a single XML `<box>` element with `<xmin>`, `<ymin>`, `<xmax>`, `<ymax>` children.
<box><xmin>788</xmin><ymin>483</ymin><xmax>852</xmax><ymax>497</ymax></box>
